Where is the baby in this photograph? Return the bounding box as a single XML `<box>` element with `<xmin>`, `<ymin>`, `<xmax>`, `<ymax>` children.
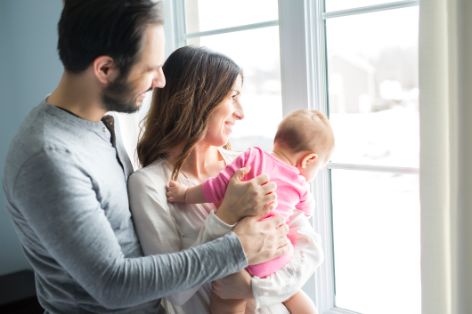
<box><xmin>167</xmin><ymin>109</ymin><xmax>334</xmax><ymax>314</ymax></box>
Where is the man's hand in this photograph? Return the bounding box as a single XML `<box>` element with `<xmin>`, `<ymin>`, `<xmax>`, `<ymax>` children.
<box><xmin>218</xmin><ymin>166</ymin><xmax>277</xmax><ymax>224</ymax></box>
<box><xmin>233</xmin><ymin>215</ymin><xmax>289</xmax><ymax>265</ymax></box>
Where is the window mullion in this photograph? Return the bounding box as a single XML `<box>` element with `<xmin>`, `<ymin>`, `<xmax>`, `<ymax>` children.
<box><xmin>279</xmin><ymin>0</ymin><xmax>337</xmax><ymax>311</ymax></box>
<box><xmin>306</xmin><ymin>0</ymin><xmax>341</xmax><ymax>312</ymax></box>
<box><xmin>166</xmin><ymin>0</ymin><xmax>186</xmax><ymax>51</ymax></box>
<box><xmin>278</xmin><ymin>0</ymin><xmax>311</xmax><ymax>115</ymax></box>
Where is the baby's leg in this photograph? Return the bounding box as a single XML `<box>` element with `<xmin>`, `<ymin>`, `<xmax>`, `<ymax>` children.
<box><xmin>283</xmin><ymin>290</ymin><xmax>318</xmax><ymax>314</ymax></box>
<box><xmin>210</xmin><ymin>291</ymin><xmax>247</xmax><ymax>314</ymax></box>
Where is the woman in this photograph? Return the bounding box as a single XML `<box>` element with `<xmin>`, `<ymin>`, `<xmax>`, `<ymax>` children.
<box><xmin>128</xmin><ymin>46</ymin><xmax>323</xmax><ymax>313</ymax></box>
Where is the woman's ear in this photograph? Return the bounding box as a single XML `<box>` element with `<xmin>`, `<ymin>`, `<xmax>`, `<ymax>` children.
<box><xmin>300</xmin><ymin>152</ymin><xmax>318</xmax><ymax>169</ymax></box>
<box><xmin>92</xmin><ymin>56</ymin><xmax>118</xmax><ymax>85</ymax></box>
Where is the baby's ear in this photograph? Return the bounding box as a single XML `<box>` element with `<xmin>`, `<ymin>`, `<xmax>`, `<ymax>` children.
<box><xmin>300</xmin><ymin>152</ymin><xmax>318</xmax><ymax>169</ymax></box>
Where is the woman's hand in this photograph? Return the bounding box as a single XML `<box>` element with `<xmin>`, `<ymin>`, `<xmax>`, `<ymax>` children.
<box><xmin>217</xmin><ymin>166</ymin><xmax>277</xmax><ymax>224</ymax></box>
<box><xmin>212</xmin><ymin>270</ymin><xmax>253</xmax><ymax>300</ymax></box>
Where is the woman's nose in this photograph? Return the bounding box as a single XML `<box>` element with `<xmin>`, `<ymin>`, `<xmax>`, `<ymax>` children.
<box><xmin>234</xmin><ymin>101</ymin><xmax>244</xmax><ymax>120</ymax></box>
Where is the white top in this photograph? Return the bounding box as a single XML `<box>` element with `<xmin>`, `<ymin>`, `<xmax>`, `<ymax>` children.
<box><xmin>128</xmin><ymin>149</ymin><xmax>324</xmax><ymax>314</ymax></box>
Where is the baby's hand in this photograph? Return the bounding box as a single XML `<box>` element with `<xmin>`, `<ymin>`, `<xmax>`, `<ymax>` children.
<box><xmin>166</xmin><ymin>180</ymin><xmax>187</xmax><ymax>203</ymax></box>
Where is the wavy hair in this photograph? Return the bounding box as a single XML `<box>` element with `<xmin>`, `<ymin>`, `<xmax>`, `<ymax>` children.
<box><xmin>137</xmin><ymin>46</ymin><xmax>242</xmax><ymax>179</ymax></box>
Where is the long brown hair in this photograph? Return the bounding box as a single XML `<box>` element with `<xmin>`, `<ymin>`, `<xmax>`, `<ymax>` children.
<box><xmin>137</xmin><ymin>46</ymin><xmax>242</xmax><ymax>179</ymax></box>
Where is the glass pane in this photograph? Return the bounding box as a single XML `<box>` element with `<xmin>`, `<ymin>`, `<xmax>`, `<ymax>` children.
<box><xmin>326</xmin><ymin>7</ymin><xmax>419</xmax><ymax>168</ymax></box>
<box><xmin>188</xmin><ymin>27</ymin><xmax>282</xmax><ymax>152</ymax></box>
<box><xmin>326</xmin><ymin>0</ymin><xmax>398</xmax><ymax>12</ymax></box>
<box><xmin>185</xmin><ymin>0</ymin><xmax>278</xmax><ymax>33</ymax></box>
<box><xmin>330</xmin><ymin>169</ymin><xmax>421</xmax><ymax>314</ymax></box>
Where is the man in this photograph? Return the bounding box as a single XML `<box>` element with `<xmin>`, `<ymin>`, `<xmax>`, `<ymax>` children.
<box><xmin>2</xmin><ymin>1</ymin><xmax>288</xmax><ymax>312</ymax></box>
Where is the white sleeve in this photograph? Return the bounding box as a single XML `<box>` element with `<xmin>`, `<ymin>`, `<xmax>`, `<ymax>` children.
<box><xmin>196</xmin><ymin>210</ymin><xmax>235</xmax><ymax>243</ymax></box>
<box><xmin>251</xmin><ymin>212</ymin><xmax>324</xmax><ymax>308</ymax></box>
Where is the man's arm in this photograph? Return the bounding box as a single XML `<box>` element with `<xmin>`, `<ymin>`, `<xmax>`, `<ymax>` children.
<box><xmin>13</xmin><ymin>148</ymin><xmax>248</xmax><ymax>309</ymax></box>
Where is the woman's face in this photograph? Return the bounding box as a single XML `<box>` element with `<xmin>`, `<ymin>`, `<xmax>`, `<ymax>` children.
<box><xmin>203</xmin><ymin>75</ymin><xmax>244</xmax><ymax>147</ymax></box>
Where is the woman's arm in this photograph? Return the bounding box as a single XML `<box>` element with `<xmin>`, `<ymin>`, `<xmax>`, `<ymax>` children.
<box><xmin>211</xmin><ymin>211</ymin><xmax>323</xmax><ymax>308</ymax></box>
<box><xmin>251</xmin><ymin>211</ymin><xmax>324</xmax><ymax>308</ymax></box>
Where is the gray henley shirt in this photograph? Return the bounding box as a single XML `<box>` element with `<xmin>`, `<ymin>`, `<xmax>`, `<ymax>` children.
<box><xmin>2</xmin><ymin>100</ymin><xmax>246</xmax><ymax>313</ymax></box>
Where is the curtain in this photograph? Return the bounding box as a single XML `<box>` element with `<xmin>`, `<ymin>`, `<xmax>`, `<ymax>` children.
<box><xmin>419</xmin><ymin>0</ymin><xmax>472</xmax><ymax>313</ymax></box>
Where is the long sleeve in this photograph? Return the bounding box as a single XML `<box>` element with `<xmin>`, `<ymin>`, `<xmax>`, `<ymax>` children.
<box><xmin>251</xmin><ymin>212</ymin><xmax>324</xmax><ymax>308</ymax></box>
<box><xmin>11</xmin><ymin>148</ymin><xmax>247</xmax><ymax>309</ymax></box>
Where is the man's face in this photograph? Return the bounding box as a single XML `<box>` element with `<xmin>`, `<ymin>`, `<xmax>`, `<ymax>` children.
<box><xmin>102</xmin><ymin>24</ymin><xmax>166</xmax><ymax>113</ymax></box>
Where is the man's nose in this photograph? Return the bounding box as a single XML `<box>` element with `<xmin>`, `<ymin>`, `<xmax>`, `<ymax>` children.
<box><xmin>152</xmin><ymin>68</ymin><xmax>166</xmax><ymax>89</ymax></box>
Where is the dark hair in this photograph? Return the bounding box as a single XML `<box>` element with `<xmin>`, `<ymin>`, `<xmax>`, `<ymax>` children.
<box><xmin>58</xmin><ymin>0</ymin><xmax>163</xmax><ymax>75</ymax></box>
<box><xmin>137</xmin><ymin>46</ymin><xmax>242</xmax><ymax>179</ymax></box>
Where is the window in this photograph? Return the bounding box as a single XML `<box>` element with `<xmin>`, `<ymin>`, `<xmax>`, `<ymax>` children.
<box><xmin>168</xmin><ymin>0</ymin><xmax>421</xmax><ymax>313</ymax></box>
<box><xmin>310</xmin><ymin>1</ymin><xmax>421</xmax><ymax>313</ymax></box>
<box><xmin>170</xmin><ymin>0</ymin><xmax>282</xmax><ymax>152</ymax></box>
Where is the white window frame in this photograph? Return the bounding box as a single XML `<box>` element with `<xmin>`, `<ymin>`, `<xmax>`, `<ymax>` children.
<box><xmin>165</xmin><ymin>1</ymin><xmax>419</xmax><ymax>313</ymax></box>
<box><xmin>286</xmin><ymin>1</ymin><xmax>419</xmax><ymax>313</ymax></box>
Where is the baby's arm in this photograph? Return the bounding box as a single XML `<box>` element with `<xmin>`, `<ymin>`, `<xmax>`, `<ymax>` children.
<box><xmin>166</xmin><ymin>180</ymin><xmax>206</xmax><ymax>204</ymax></box>
<box><xmin>167</xmin><ymin>149</ymin><xmax>252</xmax><ymax>205</ymax></box>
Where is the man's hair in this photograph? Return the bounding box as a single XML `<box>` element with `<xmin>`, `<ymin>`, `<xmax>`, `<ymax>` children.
<box><xmin>274</xmin><ymin>109</ymin><xmax>335</xmax><ymax>158</ymax></box>
<box><xmin>58</xmin><ymin>0</ymin><xmax>163</xmax><ymax>76</ymax></box>
<box><xmin>137</xmin><ymin>46</ymin><xmax>242</xmax><ymax>179</ymax></box>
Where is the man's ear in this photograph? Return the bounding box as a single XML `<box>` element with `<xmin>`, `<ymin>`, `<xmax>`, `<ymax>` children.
<box><xmin>300</xmin><ymin>152</ymin><xmax>318</xmax><ymax>169</ymax></box>
<box><xmin>92</xmin><ymin>56</ymin><xmax>118</xmax><ymax>85</ymax></box>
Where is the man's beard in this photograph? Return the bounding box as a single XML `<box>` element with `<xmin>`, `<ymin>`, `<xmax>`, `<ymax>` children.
<box><xmin>102</xmin><ymin>74</ymin><xmax>146</xmax><ymax>114</ymax></box>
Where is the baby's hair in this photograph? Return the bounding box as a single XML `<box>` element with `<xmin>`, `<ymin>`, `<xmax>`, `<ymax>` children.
<box><xmin>274</xmin><ymin>109</ymin><xmax>334</xmax><ymax>158</ymax></box>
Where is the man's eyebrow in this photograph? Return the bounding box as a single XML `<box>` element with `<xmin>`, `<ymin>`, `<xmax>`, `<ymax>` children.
<box><xmin>146</xmin><ymin>65</ymin><xmax>162</xmax><ymax>71</ymax></box>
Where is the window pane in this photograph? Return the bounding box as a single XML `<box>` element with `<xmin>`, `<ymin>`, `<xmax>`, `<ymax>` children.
<box><xmin>330</xmin><ymin>169</ymin><xmax>421</xmax><ymax>314</ymax></box>
<box><xmin>326</xmin><ymin>0</ymin><xmax>399</xmax><ymax>12</ymax></box>
<box><xmin>185</xmin><ymin>0</ymin><xmax>278</xmax><ymax>33</ymax></box>
<box><xmin>326</xmin><ymin>7</ymin><xmax>419</xmax><ymax>168</ymax></box>
<box><xmin>188</xmin><ymin>27</ymin><xmax>282</xmax><ymax>152</ymax></box>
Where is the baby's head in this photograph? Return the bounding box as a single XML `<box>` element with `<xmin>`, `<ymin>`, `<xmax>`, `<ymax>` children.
<box><xmin>274</xmin><ymin>109</ymin><xmax>334</xmax><ymax>182</ymax></box>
